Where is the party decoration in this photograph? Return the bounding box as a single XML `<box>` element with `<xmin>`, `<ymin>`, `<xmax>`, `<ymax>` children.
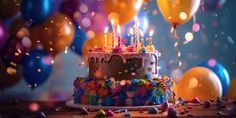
<box><xmin>69</xmin><ymin>0</ymin><xmax>108</xmax><ymax>33</ymax></box>
<box><xmin>199</xmin><ymin>59</ymin><xmax>230</xmax><ymax>96</ymax></box>
<box><xmin>82</xmin><ymin>33</ymin><xmax>112</xmax><ymax>59</ymax></box>
<box><xmin>59</xmin><ymin>0</ymin><xmax>78</xmax><ymax>20</ymax></box>
<box><xmin>0</xmin><ymin>0</ymin><xmax>21</xmax><ymax>19</ymax></box>
<box><xmin>122</xmin><ymin>9</ymin><xmax>149</xmax><ymax>46</ymax></box>
<box><xmin>104</xmin><ymin>0</ymin><xmax>143</xmax><ymax>25</ymax></box>
<box><xmin>22</xmin><ymin>49</ymin><xmax>53</xmax><ymax>88</ymax></box>
<box><xmin>176</xmin><ymin>67</ymin><xmax>222</xmax><ymax>101</ymax></box>
<box><xmin>0</xmin><ymin>21</ymin><xmax>8</xmax><ymax>50</ymax></box>
<box><xmin>157</xmin><ymin>0</ymin><xmax>201</xmax><ymax>27</ymax></box>
<box><xmin>70</xmin><ymin>23</ymin><xmax>88</xmax><ymax>56</ymax></box>
<box><xmin>1</xmin><ymin>36</ymin><xmax>27</xmax><ymax>63</ymax></box>
<box><xmin>20</xmin><ymin>0</ymin><xmax>54</xmax><ymax>26</ymax></box>
<box><xmin>201</xmin><ymin>0</ymin><xmax>226</xmax><ymax>12</ymax></box>
<box><xmin>30</xmin><ymin>14</ymin><xmax>75</xmax><ymax>55</ymax></box>
<box><xmin>224</xmin><ymin>79</ymin><xmax>236</xmax><ymax>99</ymax></box>
<box><xmin>0</xmin><ymin>59</ymin><xmax>21</xmax><ymax>90</ymax></box>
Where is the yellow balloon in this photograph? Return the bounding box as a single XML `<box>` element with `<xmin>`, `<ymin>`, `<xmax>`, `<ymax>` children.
<box><xmin>104</xmin><ymin>0</ymin><xmax>143</xmax><ymax>25</ymax></box>
<box><xmin>157</xmin><ymin>0</ymin><xmax>201</xmax><ymax>27</ymax></box>
<box><xmin>224</xmin><ymin>79</ymin><xmax>236</xmax><ymax>99</ymax></box>
<box><xmin>177</xmin><ymin>67</ymin><xmax>222</xmax><ymax>101</ymax></box>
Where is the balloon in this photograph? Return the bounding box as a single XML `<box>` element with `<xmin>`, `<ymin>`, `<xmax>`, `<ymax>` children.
<box><xmin>70</xmin><ymin>23</ymin><xmax>88</xmax><ymax>55</ymax></box>
<box><xmin>201</xmin><ymin>0</ymin><xmax>226</xmax><ymax>12</ymax></box>
<box><xmin>225</xmin><ymin>79</ymin><xmax>236</xmax><ymax>99</ymax></box>
<box><xmin>1</xmin><ymin>36</ymin><xmax>27</xmax><ymax>63</ymax></box>
<box><xmin>22</xmin><ymin>49</ymin><xmax>53</xmax><ymax>88</ymax></box>
<box><xmin>122</xmin><ymin>9</ymin><xmax>149</xmax><ymax>46</ymax></box>
<box><xmin>199</xmin><ymin>59</ymin><xmax>230</xmax><ymax>97</ymax></box>
<box><xmin>177</xmin><ymin>67</ymin><xmax>222</xmax><ymax>101</ymax></box>
<box><xmin>82</xmin><ymin>33</ymin><xmax>112</xmax><ymax>59</ymax></box>
<box><xmin>157</xmin><ymin>0</ymin><xmax>201</xmax><ymax>27</ymax></box>
<box><xmin>59</xmin><ymin>0</ymin><xmax>78</xmax><ymax>20</ymax></box>
<box><xmin>20</xmin><ymin>0</ymin><xmax>54</xmax><ymax>26</ymax></box>
<box><xmin>0</xmin><ymin>21</ymin><xmax>8</xmax><ymax>50</ymax></box>
<box><xmin>104</xmin><ymin>0</ymin><xmax>143</xmax><ymax>25</ymax></box>
<box><xmin>0</xmin><ymin>58</ymin><xmax>21</xmax><ymax>90</ymax></box>
<box><xmin>66</xmin><ymin>0</ymin><xmax>108</xmax><ymax>33</ymax></box>
<box><xmin>0</xmin><ymin>0</ymin><xmax>21</xmax><ymax>19</ymax></box>
<box><xmin>30</xmin><ymin>14</ymin><xmax>75</xmax><ymax>55</ymax></box>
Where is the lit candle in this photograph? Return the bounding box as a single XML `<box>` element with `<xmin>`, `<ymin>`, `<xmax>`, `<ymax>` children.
<box><xmin>117</xmin><ymin>25</ymin><xmax>121</xmax><ymax>47</ymax></box>
<box><xmin>133</xmin><ymin>16</ymin><xmax>140</xmax><ymax>48</ymax></box>
<box><xmin>111</xmin><ymin>19</ymin><xmax>115</xmax><ymax>48</ymax></box>
<box><xmin>129</xmin><ymin>28</ymin><xmax>134</xmax><ymax>45</ymax></box>
<box><xmin>148</xmin><ymin>29</ymin><xmax>154</xmax><ymax>45</ymax></box>
<box><xmin>104</xmin><ymin>26</ymin><xmax>108</xmax><ymax>47</ymax></box>
<box><xmin>140</xmin><ymin>30</ymin><xmax>144</xmax><ymax>46</ymax></box>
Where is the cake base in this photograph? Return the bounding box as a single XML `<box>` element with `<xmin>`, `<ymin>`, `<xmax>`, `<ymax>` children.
<box><xmin>66</xmin><ymin>100</ymin><xmax>165</xmax><ymax>110</ymax></box>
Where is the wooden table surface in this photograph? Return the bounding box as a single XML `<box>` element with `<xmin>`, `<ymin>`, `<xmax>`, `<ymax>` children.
<box><xmin>0</xmin><ymin>100</ymin><xmax>236</xmax><ymax>118</ymax></box>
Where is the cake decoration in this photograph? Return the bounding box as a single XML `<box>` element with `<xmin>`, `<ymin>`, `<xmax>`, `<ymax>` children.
<box><xmin>73</xmin><ymin>18</ymin><xmax>176</xmax><ymax>107</ymax></box>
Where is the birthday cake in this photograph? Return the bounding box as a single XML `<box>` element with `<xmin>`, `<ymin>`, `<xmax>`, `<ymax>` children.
<box><xmin>73</xmin><ymin>20</ymin><xmax>175</xmax><ymax>106</ymax></box>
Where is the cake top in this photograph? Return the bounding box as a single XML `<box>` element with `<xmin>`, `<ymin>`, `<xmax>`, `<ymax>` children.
<box><xmin>89</xmin><ymin>18</ymin><xmax>157</xmax><ymax>54</ymax></box>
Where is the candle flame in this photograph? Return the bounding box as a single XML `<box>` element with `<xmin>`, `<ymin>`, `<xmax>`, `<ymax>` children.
<box><xmin>149</xmin><ymin>29</ymin><xmax>154</xmax><ymax>37</ymax></box>
<box><xmin>117</xmin><ymin>25</ymin><xmax>121</xmax><ymax>34</ymax></box>
<box><xmin>111</xmin><ymin>19</ymin><xmax>114</xmax><ymax>25</ymax></box>
<box><xmin>104</xmin><ymin>26</ymin><xmax>108</xmax><ymax>33</ymax></box>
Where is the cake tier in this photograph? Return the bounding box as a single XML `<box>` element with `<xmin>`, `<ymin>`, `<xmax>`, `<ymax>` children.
<box><xmin>88</xmin><ymin>52</ymin><xmax>160</xmax><ymax>80</ymax></box>
<box><xmin>73</xmin><ymin>76</ymin><xmax>175</xmax><ymax>106</ymax></box>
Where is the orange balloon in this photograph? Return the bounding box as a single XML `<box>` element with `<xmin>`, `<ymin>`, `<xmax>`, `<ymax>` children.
<box><xmin>157</xmin><ymin>0</ymin><xmax>201</xmax><ymax>27</ymax></box>
<box><xmin>82</xmin><ymin>33</ymin><xmax>112</xmax><ymax>59</ymax></box>
<box><xmin>0</xmin><ymin>0</ymin><xmax>21</xmax><ymax>19</ymax></box>
<box><xmin>104</xmin><ymin>0</ymin><xmax>143</xmax><ymax>25</ymax></box>
<box><xmin>30</xmin><ymin>14</ymin><xmax>75</xmax><ymax>55</ymax></box>
<box><xmin>177</xmin><ymin>67</ymin><xmax>222</xmax><ymax>101</ymax></box>
<box><xmin>0</xmin><ymin>59</ymin><xmax>21</xmax><ymax>90</ymax></box>
<box><xmin>224</xmin><ymin>79</ymin><xmax>236</xmax><ymax>99</ymax></box>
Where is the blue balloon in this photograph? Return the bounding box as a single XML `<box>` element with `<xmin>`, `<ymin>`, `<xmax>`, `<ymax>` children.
<box><xmin>122</xmin><ymin>10</ymin><xmax>149</xmax><ymax>46</ymax></box>
<box><xmin>20</xmin><ymin>0</ymin><xmax>54</xmax><ymax>26</ymax></box>
<box><xmin>22</xmin><ymin>49</ymin><xmax>53</xmax><ymax>88</ymax></box>
<box><xmin>199</xmin><ymin>59</ymin><xmax>230</xmax><ymax>96</ymax></box>
<box><xmin>70</xmin><ymin>23</ymin><xmax>88</xmax><ymax>55</ymax></box>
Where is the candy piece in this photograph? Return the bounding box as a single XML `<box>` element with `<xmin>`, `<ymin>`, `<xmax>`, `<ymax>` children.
<box><xmin>167</xmin><ymin>107</ymin><xmax>177</xmax><ymax>118</ymax></box>
<box><xmin>124</xmin><ymin>112</ymin><xmax>131</xmax><ymax>117</ymax></box>
<box><xmin>106</xmin><ymin>110</ymin><xmax>115</xmax><ymax>116</ymax></box>
<box><xmin>96</xmin><ymin>109</ymin><xmax>106</xmax><ymax>117</ymax></box>
<box><xmin>191</xmin><ymin>97</ymin><xmax>201</xmax><ymax>103</ymax></box>
<box><xmin>80</xmin><ymin>107</ymin><xmax>89</xmax><ymax>115</ymax></box>
<box><xmin>37</xmin><ymin>111</ymin><xmax>46</xmax><ymax>118</ymax></box>
<box><xmin>203</xmin><ymin>100</ymin><xmax>211</xmax><ymax>108</ymax></box>
<box><xmin>148</xmin><ymin>107</ymin><xmax>159</xmax><ymax>114</ymax></box>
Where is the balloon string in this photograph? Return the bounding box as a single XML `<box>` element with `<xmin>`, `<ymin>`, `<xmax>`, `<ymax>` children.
<box><xmin>171</xmin><ymin>26</ymin><xmax>182</xmax><ymax>68</ymax></box>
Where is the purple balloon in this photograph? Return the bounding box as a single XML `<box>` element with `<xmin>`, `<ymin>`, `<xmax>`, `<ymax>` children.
<box><xmin>0</xmin><ymin>21</ymin><xmax>8</xmax><ymax>50</ymax></box>
<box><xmin>59</xmin><ymin>0</ymin><xmax>108</xmax><ymax>33</ymax></box>
<box><xmin>201</xmin><ymin>0</ymin><xmax>226</xmax><ymax>12</ymax></box>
